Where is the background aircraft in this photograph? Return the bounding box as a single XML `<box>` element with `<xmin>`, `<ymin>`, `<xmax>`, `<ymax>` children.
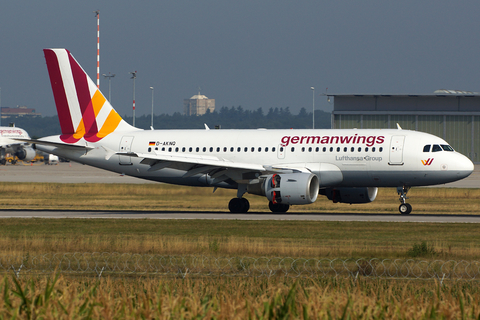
<box><xmin>23</xmin><ymin>49</ymin><xmax>474</xmax><ymax>214</ymax></box>
<box><xmin>0</xmin><ymin>126</ymin><xmax>35</xmax><ymax>165</ymax></box>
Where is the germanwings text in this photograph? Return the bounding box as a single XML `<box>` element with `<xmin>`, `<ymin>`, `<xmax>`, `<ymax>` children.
<box><xmin>280</xmin><ymin>135</ymin><xmax>385</xmax><ymax>147</ymax></box>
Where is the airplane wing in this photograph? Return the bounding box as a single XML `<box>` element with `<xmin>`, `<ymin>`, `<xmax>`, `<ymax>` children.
<box><xmin>118</xmin><ymin>151</ymin><xmax>302</xmax><ymax>184</ymax></box>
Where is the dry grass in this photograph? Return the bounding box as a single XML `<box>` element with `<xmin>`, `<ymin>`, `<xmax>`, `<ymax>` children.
<box><xmin>2</xmin><ymin>274</ymin><xmax>480</xmax><ymax>319</ymax></box>
<box><xmin>0</xmin><ymin>219</ymin><xmax>480</xmax><ymax>260</ymax></box>
<box><xmin>0</xmin><ymin>182</ymin><xmax>479</xmax><ymax>214</ymax></box>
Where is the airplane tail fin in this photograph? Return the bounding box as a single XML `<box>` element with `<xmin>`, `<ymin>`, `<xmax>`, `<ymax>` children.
<box><xmin>44</xmin><ymin>48</ymin><xmax>137</xmax><ymax>143</ymax></box>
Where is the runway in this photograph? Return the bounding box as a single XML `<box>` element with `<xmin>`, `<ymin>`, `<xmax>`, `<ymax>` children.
<box><xmin>1</xmin><ymin>161</ymin><xmax>479</xmax><ymax>223</ymax></box>
<box><xmin>1</xmin><ymin>210</ymin><xmax>480</xmax><ymax>223</ymax></box>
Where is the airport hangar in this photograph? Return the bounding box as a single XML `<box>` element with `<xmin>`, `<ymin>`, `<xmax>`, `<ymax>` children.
<box><xmin>328</xmin><ymin>90</ymin><xmax>480</xmax><ymax>163</ymax></box>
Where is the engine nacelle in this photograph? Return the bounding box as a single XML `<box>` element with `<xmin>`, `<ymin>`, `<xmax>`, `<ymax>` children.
<box><xmin>321</xmin><ymin>187</ymin><xmax>378</xmax><ymax>204</ymax></box>
<box><xmin>15</xmin><ymin>146</ymin><xmax>36</xmax><ymax>161</ymax></box>
<box><xmin>248</xmin><ymin>172</ymin><xmax>320</xmax><ymax>205</ymax></box>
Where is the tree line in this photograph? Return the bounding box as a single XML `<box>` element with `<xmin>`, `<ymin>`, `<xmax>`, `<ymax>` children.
<box><xmin>5</xmin><ymin>107</ymin><xmax>331</xmax><ymax>139</ymax></box>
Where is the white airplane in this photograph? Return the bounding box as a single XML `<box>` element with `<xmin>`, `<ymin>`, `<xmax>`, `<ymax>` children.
<box><xmin>23</xmin><ymin>49</ymin><xmax>474</xmax><ymax>214</ymax></box>
<box><xmin>0</xmin><ymin>126</ymin><xmax>35</xmax><ymax>165</ymax></box>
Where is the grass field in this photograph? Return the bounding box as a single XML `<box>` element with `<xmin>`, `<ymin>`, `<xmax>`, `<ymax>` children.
<box><xmin>1</xmin><ymin>218</ymin><xmax>480</xmax><ymax>259</ymax></box>
<box><xmin>1</xmin><ymin>182</ymin><xmax>479</xmax><ymax>318</ymax></box>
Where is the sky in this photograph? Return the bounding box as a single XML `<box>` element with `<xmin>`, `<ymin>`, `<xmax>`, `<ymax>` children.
<box><xmin>1</xmin><ymin>1</ymin><xmax>479</xmax><ymax>118</ymax></box>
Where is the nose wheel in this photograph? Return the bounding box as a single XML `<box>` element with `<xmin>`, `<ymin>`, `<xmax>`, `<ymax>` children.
<box><xmin>397</xmin><ymin>186</ymin><xmax>412</xmax><ymax>214</ymax></box>
<box><xmin>399</xmin><ymin>203</ymin><xmax>412</xmax><ymax>215</ymax></box>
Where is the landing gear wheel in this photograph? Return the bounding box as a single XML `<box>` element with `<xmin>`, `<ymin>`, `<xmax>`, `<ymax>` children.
<box><xmin>228</xmin><ymin>198</ymin><xmax>250</xmax><ymax>213</ymax></box>
<box><xmin>399</xmin><ymin>203</ymin><xmax>412</xmax><ymax>215</ymax></box>
<box><xmin>268</xmin><ymin>201</ymin><xmax>290</xmax><ymax>213</ymax></box>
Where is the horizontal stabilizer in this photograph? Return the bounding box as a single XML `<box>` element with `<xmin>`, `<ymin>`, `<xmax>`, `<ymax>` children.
<box><xmin>14</xmin><ymin>138</ymin><xmax>94</xmax><ymax>151</ymax></box>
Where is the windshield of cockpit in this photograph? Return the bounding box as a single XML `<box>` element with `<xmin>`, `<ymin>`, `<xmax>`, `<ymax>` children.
<box><xmin>423</xmin><ymin>144</ymin><xmax>454</xmax><ymax>152</ymax></box>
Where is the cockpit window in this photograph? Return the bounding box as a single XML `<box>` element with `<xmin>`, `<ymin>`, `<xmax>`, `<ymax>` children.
<box><xmin>432</xmin><ymin>144</ymin><xmax>442</xmax><ymax>152</ymax></box>
<box><xmin>423</xmin><ymin>145</ymin><xmax>431</xmax><ymax>152</ymax></box>
<box><xmin>441</xmin><ymin>145</ymin><xmax>454</xmax><ymax>152</ymax></box>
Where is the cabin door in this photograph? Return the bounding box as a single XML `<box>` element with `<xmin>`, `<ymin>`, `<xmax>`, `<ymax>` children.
<box><xmin>389</xmin><ymin>135</ymin><xmax>405</xmax><ymax>165</ymax></box>
<box><xmin>119</xmin><ymin>136</ymin><xmax>134</xmax><ymax>165</ymax></box>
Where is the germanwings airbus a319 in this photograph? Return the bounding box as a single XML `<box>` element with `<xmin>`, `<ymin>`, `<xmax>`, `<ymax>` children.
<box><xmin>0</xmin><ymin>126</ymin><xmax>35</xmax><ymax>165</ymax></box>
<box><xmin>24</xmin><ymin>49</ymin><xmax>474</xmax><ymax>214</ymax></box>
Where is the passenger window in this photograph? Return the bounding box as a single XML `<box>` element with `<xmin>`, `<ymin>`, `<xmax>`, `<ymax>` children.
<box><xmin>168</xmin><ymin>147</ymin><xmax>172</xmax><ymax>152</ymax></box>
<box><xmin>365</xmin><ymin>147</ymin><xmax>369</xmax><ymax>152</ymax></box>
<box><xmin>230</xmin><ymin>147</ymin><xmax>234</xmax><ymax>152</ymax></box>
<box><xmin>279</xmin><ymin>147</ymin><xmax>283</xmax><ymax>152</ymax></box>
<box><xmin>315</xmin><ymin>147</ymin><xmax>319</xmax><ymax>152</ymax></box>
<box><xmin>216</xmin><ymin>147</ymin><xmax>220</xmax><ymax>152</ymax></box>
<box><xmin>301</xmin><ymin>147</ymin><xmax>305</xmax><ymax>152</ymax></box>
<box><xmin>258</xmin><ymin>147</ymin><xmax>262</xmax><ymax>152</ymax></box>
<box><xmin>351</xmin><ymin>147</ymin><xmax>354</xmax><ymax>152</ymax></box>
<box><xmin>432</xmin><ymin>145</ymin><xmax>442</xmax><ymax>152</ymax></box>
<box><xmin>237</xmin><ymin>147</ymin><xmax>241</xmax><ymax>152</ymax></box>
<box><xmin>309</xmin><ymin>147</ymin><xmax>312</xmax><ymax>152</ymax></box>
<box><xmin>148</xmin><ymin>147</ymin><xmax>151</xmax><ymax>152</ymax></box>
<box><xmin>251</xmin><ymin>147</ymin><xmax>255</xmax><ymax>152</ymax></box>
<box><xmin>272</xmin><ymin>147</ymin><xmax>276</xmax><ymax>152</ymax></box>
<box><xmin>343</xmin><ymin>147</ymin><xmax>347</xmax><ymax>152</ymax></box>
<box><xmin>330</xmin><ymin>147</ymin><xmax>333</xmax><ymax>152</ymax></box>
<box><xmin>209</xmin><ymin>147</ymin><xmax>213</xmax><ymax>152</ymax></box>
<box><xmin>182</xmin><ymin>147</ymin><xmax>185</xmax><ymax>152</ymax></box>
<box><xmin>189</xmin><ymin>147</ymin><xmax>192</xmax><ymax>152</ymax></box>
<box><xmin>162</xmin><ymin>147</ymin><xmax>165</xmax><ymax>151</ymax></box>
<box><xmin>196</xmin><ymin>147</ymin><xmax>199</xmax><ymax>152</ymax></box>
<box><xmin>323</xmin><ymin>147</ymin><xmax>326</xmax><ymax>152</ymax></box>
<box><xmin>423</xmin><ymin>145</ymin><xmax>431</xmax><ymax>152</ymax></box>
<box><xmin>244</xmin><ymin>147</ymin><xmax>248</xmax><ymax>152</ymax></box>
<box><xmin>379</xmin><ymin>147</ymin><xmax>383</xmax><ymax>152</ymax></box>
<box><xmin>372</xmin><ymin>147</ymin><xmax>376</xmax><ymax>152</ymax></box>
<box><xmin>203</xmin><ymin>147</ymin><xmax>206</xmax><ymax>152</ymax></box>
<box><xmin>337</xmin><ymin>147</ymin><xmax>340</xmax><ymax>152</ymax></box>
<box><xmin>291</xmin><ymin>147</ymin><xmax>295</xmax><ymax>152</ymax></box>
<box><xmin>441</xmin><ymin>145</ymin><xmax>454</xmax><ymax>152</ymax></box>
<box><xmin>223</xmin><ymin>147</ymin><xmax>227</xmax><ymax>152</ymax></box>
<box><xmin>155</xmin><ymin>147</ymin><xmax>158</xmax><ymax>151</ymax></box>
<box><xmin>175</xmin><ymin>147</ymin><xmax>179</xmax><ymax>152</ymax></box>
<box><xmin>265</xmin><ymin>147</ymin><xmax>269</xmax><ymax>152</ymax></box>
<box><xmin>358</xmin><ymin>147</ymin><xmax>361</xmax><ymax>152</ymax></box>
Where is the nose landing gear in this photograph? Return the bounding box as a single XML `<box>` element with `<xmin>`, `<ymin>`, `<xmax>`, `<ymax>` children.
<box><xmin>397</xmin><ymin>186</ymin><xmax>412</xmax><ymax>214</ymax></box>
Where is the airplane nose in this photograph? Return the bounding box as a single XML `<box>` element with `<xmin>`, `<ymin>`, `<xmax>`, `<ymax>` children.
<box><xmin>455</xmin><ymin>154</ymin><xmax>474</xmax><ymax>179</ymax></box>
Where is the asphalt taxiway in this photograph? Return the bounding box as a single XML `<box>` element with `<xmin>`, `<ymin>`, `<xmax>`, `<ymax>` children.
<box><xmin>0</xmin><ymin>210</ymin><xmax>480</xmax><ymax>223</ymax></box>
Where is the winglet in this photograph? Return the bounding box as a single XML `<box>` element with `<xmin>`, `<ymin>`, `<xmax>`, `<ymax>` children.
<box><xmin>396</xmin><ymin>123</ymin><xmax>402</xmax><ymax>130</ymax></box>
<box><xmin>204</xmin><ymin>123</ymin><xmax>210</xmax><ymax>130</ymax></box>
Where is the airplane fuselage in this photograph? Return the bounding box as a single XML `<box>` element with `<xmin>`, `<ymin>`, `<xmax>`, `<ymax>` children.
<box><xmin>36</xmin><ymin>128</ymin><xmax>473</xmax><ymax>189</ymax></box>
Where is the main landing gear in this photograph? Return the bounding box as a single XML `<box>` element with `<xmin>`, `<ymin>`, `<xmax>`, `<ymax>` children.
<box><xmin>228</xmin><ymin>184</ymin><xmax>291</xmax><ymax>213</ymax></box>
<box><xmin>228</xmin><ymin>198</ymin><xmax>291</xmax><ymax>213</ymax></box>
<box><xmin>228</xmin><ymin>198</ymin><xmax>250</xmax><ymax>213</ymax></box>
<box><xmin>397</xmin><ymin>186</ymin><xmax>412</xmax><ymax>215</ymax></box>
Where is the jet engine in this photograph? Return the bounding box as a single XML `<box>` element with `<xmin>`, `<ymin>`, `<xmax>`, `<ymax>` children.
<box><xmin>15</xmin><ymin>146</ymin><xmax>36</xmax><ymax>162</ymax></box>
<box><xmin>320</xmin><ymin>187</ymin><xmax>378</xmax><ymax>204</ymax></box>
<box><xmin>248</xmin><ymin>172</ymin><xmax>320</xmax><ymax>205</ymax></box>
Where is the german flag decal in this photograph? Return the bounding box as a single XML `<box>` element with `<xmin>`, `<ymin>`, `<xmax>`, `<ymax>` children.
<box><xmin>149</xmin><ymin>141</ymin><xmax>155</xmax><ymax>146</ymax></box>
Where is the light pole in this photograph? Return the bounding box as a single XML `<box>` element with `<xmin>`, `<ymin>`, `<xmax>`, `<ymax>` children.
<box><xmin>130</xmin><ymin>71</ymin><xmax>137</xmax><ymax>127</ymax></box>
<box><xmin>150</xmin><ymin>87</ymin><xmax>154</xmax><ymax>129</ymax></box>
<box><xmin>102</xmin><ymin>73</ymin><xmax>115</xmax><ymax>102</ymax></box>
<box><xmin>311</xmin><ymin>87</ymin><xmax>315</xmax><ymax>129</ymax></box>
